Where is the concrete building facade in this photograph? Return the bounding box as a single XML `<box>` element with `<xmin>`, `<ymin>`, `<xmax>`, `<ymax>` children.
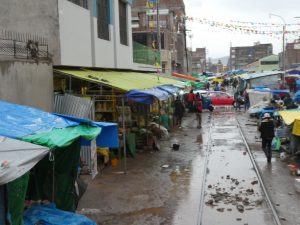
<box><xmin>191</xmin><ymin>48</ymin><xmax>206</xmax><ymax>74</ymax></box>
<box><xmin>0</xmin><ymin>0</ymin><xmax>136</xmax><ymax>111</ymax></box>
<box><xmin>229</xmin><ymin>43</ymin><xmax>273</xmax><ymax>70</ymax></box>
<box><xmin>285</xmin><ymin>37</ymin><xmax>300</xmax><ymax>69</ymax></box>
<box><xmin>131</xmin><ymin>0</ymin><xmax>188</xmax><ymax>74</ymax></box>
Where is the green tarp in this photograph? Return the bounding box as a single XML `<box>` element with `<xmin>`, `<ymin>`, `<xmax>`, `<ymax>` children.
<box><xmin>7</xmin><ymin>125</ymin><xmax>101</xmax><ymax>225</ymax></box>
<box><xmin>22</xmin><ymin>125</ymin><xmax>101</xmax><ymax>149</ymax></box>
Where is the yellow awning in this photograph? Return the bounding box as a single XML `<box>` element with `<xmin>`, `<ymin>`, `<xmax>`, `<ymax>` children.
<box><xmin>292</xmin><ymin>119</ymin><xmax>300</xmax><ymax>136</ymax></box>
<box><xmin>278</xmin><ymin>110</ymin><xmax>300</xmax><ymax>125</ymax></box>
<box><xmin>54</xmin><ymin>69</ymin><xmax>180</xmax><ymax>91</ymax></box>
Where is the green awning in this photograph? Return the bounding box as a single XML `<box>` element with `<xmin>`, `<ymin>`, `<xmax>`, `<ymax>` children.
<box><xmin>22</xmin><ymin>125</ymin><xmax>101</xmax><ymax>149</ymax></box>
<box><xmin>54</xmin><ymin>68</ymin><xmax>180</xmax><ymax>91</ymax></box>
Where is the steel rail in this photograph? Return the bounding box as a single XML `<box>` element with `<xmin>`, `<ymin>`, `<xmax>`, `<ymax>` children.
<box><xmin>236</xmin><ymin>119</ymin><xmax>282</xmax><ymax>225</ymax></box>
<box><xmin>197</xmin><ymin>113</ymin><xmax>214</xmax><ymax>225</ymax></box>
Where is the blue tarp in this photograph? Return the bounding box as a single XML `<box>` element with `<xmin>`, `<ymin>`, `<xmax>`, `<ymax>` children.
<box><xmin>254</xmin><ymin>88</ymin><xmax>290</xmax><ymax>93</ymax></box>
<box><xmin>56</xmin><ymin>114</ymin><xmax>119</xmax><ymax>148</ymax></box>
<box><xmin>296</xmin><ymin>80</ymin><xmax>300</xmax><ymax>90</ymax></box>
<box><xmin>126</xmin><ymin>87</ymin><xmax>170</xmax><ymax>104</ymax></box>
<box><xmin>293</xmin><ymin>90</ymin><xmax>300</xmax><ymax>102</ymax></box>
<box><xmin>23</xmin><ymin>203</ymin><xmax>96</xmax><ymax>225</ymax></box>
<box><xmin>288</xmin><ymin>69</ymin><xmax>300</xmax><ymax>75</ymax></box>
<box><xmin>0</xmin><ymin>101</ymin><xmax>78</xmax><ymax>139</ymax></box>
<box><xmin>157</xmin><ymin>85</ymin><xmax>179</xmax><ymax>94</ymax></box>
<box><xmin>0</xmin><ymin>101</ymin><xmax>118</xmax><ymax>148</ymax></box>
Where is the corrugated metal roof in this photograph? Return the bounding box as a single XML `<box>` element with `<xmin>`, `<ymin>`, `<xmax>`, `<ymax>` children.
<box><xmin>54</xmin><ymin>69</ymin><xmax>180</xmax><ymax>91</ymax></box>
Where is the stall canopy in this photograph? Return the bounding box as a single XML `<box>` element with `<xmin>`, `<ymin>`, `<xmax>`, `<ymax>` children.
<box><xmin>157</xmin><ymin>84</ymin><xmax>179</xmax><ymax>94</ymax></box>
<box><xmin>172</xmin><ymin>72</ymin><xmax>199</xmax><ymax>81</ymax></box>
<box><xmin>278</xmin><ymin>110</ymin><xmax>300</xmax><ymax>125</ymax></box>
<box><xmin>0</xmin><ymin>136</ymin><xmax>49</xmax><ymax>185</ymax></box>
<box><xmin>0</xmin><ymin>100</ymin><xmax>77</xmax><ymax>139</ymax></box>
<box><xmin>55</xmin><ymin>114</ymin><xmax>119</xmax><ymax>148</ymax></box>
<box><xmin>253</xmin><ymin>88</ymin><xmax>290</xmax><ymax>93</ymax></box>
<box><xmin>54</xmin><ymin>69</ymin><xmax>180</xmax><ymax>91</ymax></box>
<box><xmin>125</xmin><ymin>87</ymin><xmax>170</xmax><ymax>104</ymax></box>
<box><xmin>0</xmin><ymin>100</ymin><xmax>118</xmax><ymax>148</ymax></box>
<box><xmin>288</xmin><ymin>69</ymin><xmax>300</xmax><ymax>75</ymax></box>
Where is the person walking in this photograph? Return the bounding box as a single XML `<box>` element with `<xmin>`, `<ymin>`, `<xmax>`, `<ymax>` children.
<box><xmin>186</xmin><ymin>90</ymin><xmax>195</xmax><ymax>112</ymax></box>
<box><xmin>174</xmin><ymin>96</ymin><xmax>185</xmax><ymax>127</ymax></box>
<box><xmin>194</xmin><ymin>98</ymin><xmax>203</xmax><ymax>128</ymax></box>
<box><xmin>243</xmin><ymin>89</ymin><xmax>250</xmax><ymax>111</ymax></box>
<box><xmin>234</xmin><ymin>91</ymin><xmax>243</xmax><ymax>111</ymax></box>
<box><xmin>214</xmin><ymin>82</ymin><xmax>220</xmax><ymax>91</ymax></box>
<box><xmin>259</xmin><ymin>113</ymin><xmax>275</xmax><ymax>163</ymax></box>
<box><xmin>205</xmin><ymin>81</ymin><xmax>210</xmax><ymax>91</ymax></box>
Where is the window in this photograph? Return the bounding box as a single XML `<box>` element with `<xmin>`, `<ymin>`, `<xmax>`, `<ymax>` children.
<box><xmin>97</xmin><ymin>0</ymin><xmax>110</xmax><ymax>40</ymax></box>
<box><xmin>119</xmin><ymin>0</ymin><xmax>128</xmax><ymax>45</ymax></box>
<box><xmin>68</xmin><ymin>0</ymin><xmax>88</xmax><ymax>9</ymax></box>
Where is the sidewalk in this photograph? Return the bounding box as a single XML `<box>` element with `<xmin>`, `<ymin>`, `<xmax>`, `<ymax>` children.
<box><xmin>77</xmin><ymin>113</ymin><xmax>210</xmax><ymax>225</ymax></box>
<box><xmin>237</xmin><ymin>113</ymin><xmax>300</xmax><ymax>225</ymax></box>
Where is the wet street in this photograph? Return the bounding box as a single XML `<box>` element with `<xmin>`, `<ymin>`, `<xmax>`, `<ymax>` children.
<box><xmin>77</xmin><ymin>109</ymin><xmax>295</xmax><ymax>225</ymax></box>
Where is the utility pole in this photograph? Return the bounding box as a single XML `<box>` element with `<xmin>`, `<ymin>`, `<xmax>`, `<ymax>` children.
<box><xmin>156</xmin><ymin>0</ymin><xmax>162</xmax><ymax>73</ymax></box>
<box><xmin>183</xmin><ymin>22</ymin><xmax>189</xmax><ymax>73</ymax></box>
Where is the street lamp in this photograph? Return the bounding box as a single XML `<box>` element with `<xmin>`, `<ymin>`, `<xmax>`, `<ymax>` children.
<box><xmin>269</xmin><ymin>13</ymin><xmax>286</xmax><ymax>85</ymax></box>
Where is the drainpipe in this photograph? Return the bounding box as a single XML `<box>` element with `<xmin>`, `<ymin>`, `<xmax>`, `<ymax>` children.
<box><xmin>89</xmin><ymin>0</ymin><xmax>96</xmax><ymax>67</ymax></box>
<box><xmin>112</xmin><ymin>0</ymin><xmax>118</xmax><ymax>68</ymax></box>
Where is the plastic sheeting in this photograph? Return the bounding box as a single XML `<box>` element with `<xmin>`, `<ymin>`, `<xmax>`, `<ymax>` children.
<box><xmin>23</xmin><ymin>203</ymin><xmax>96</xmax><ymax>225</ymax></box>
<box><xmin>253</xmin><ymin>88</ymin><xmax>290</xmax><ymax>93</ymax></box>
<box><xmin>0</xmin><ymin>136</ymin><xmax>49</xmax><ymax>185</ymax></box>
<box><xmin>172</xmin><ymin>72</ymin><xmax>199</xmax><ymax>81</ymax></box>
<box><xmin>157</xmin><ymin>85</ymin><xmax>179</xmax><ymax>94</ymax></box>
<box><xmin>293</xmin><ymin>90</ymin><xmax>300</xmax><ymax>102</ymax></box>
<box><xmin>55</xmin><ymin>114</ymin><xmax>119</xmax><ymax>148</ymax></box>
<box><xmin>292</xmin><ymin>119</ymin><xmax>300</xmax><ymax>136</ymax></box>
<box><xmin>0</xmin><ymin>101</ymin><xmax>78</xmax><ymax>139</ymax></box>
<box><xmin>278</xmin><ymin>110</ymin><xmax>300</xmax><ymax>125</ymax></box>
<box><xmin>126</xmin><ymin>87</ymin><xmax>170</xmax><ymax>104</ymax></box>
<box><xmin>22</xmin><ymin>125</ymin><xmax>101</xmax><ymax>149</ymax></box>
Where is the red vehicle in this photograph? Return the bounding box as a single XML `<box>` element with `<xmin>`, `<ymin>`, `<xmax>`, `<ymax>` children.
<box><xmin>204</xmin><ymin>91</ymin><xmax>235</xmax><ymax>106</ymax></box>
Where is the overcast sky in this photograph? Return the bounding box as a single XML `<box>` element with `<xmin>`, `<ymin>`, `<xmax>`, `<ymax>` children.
<box><xmin>185</xmin><ymin>0</ymin><xmax>300</xmax><ymax>59</ymax></box>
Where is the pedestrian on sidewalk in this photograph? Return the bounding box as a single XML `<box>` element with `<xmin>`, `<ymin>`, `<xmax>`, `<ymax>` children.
<box><xmin>187</xmin><ymin>90</ymin><xmax>195</xmax><ymax>112</ymax></box>
<box><xmin>243</xmin><ymin>89</ymin><xmax>250</xmax><ymax>111</ymax></box>
<box><xmin>194</xmin><ymin>98</ymin><xmax>203</xmax><ymax>128</ymax></box>
<box><xmin>258</xmin><ymin>113</ymin><xmax>275</xmax><ymax>163</ymax></box>
<box><xmin>174</xmin><ymin>96</ymin><xmax>185</xmax><ymax>127</ymax></box>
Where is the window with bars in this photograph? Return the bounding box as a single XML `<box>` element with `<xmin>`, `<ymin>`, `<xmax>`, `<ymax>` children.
<box><xmin>97</xmin><ymin>0</ymin><xmax>110</xmax><ymax>40</ymax></box>
<box><xmin>68</xmin><ymin>0</ymin><xmax>88</xmax><ymax>9</ymax></box>
<box><xmin>119</xmin><ymin>0</ymin><xmax>128</xmax><ymax>45</ymax></box>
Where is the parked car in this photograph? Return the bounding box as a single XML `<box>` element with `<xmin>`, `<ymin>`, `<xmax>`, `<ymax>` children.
<box><xmin>203</xmin><ymin>91</ymin><xmax>235</xmax><ymax>106</ymax></box>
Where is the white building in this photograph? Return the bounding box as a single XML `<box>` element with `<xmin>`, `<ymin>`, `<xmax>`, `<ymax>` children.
<box><xmin>58</xmin><ymin>0</ymin><xmax>133</xmax><ymax>69</ymax></box>
<box><xmin>0</xmin><ymin>0</ymin><xmax>156</xmax><ymax>111</ymax></box>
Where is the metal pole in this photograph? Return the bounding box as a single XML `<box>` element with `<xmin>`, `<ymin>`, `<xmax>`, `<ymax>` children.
<box><xmin>282</xmin><ymin>24</ymin><xmax>286</xmax><ymax>87</ymax></box>
<box><xmin>156</xmin><ymin>0</ymin><xmax>162</xmax><ymax>73</ymax></box>
<box><xmin>183</xmin><ymin>20</ymin><xmax>189</xmax><ymax>73</ymax></box>
<box><xmin>121</xmin><ymin>97</ymin><xmax>127</xmax><ymax>174</ymax></box>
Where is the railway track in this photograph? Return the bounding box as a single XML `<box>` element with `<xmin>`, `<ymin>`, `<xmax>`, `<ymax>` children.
<box><xmin>197</xmin><ymin>110</ymin><xmax>282</xmax><ymax>225</ymax></box>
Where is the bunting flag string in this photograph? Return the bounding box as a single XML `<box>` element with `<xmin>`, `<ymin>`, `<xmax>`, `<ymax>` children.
<box><xmin>181</xmin><ymin>16</ymin><xmax>300</xmax><ymax>39</ymax></box>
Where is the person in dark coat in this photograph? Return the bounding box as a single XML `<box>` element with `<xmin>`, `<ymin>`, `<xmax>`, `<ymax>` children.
<box><xmin>174</xmin><ymin>96</ymin><xmax>185</xmax><ymax>127</ymax></box>
<box><xmin>259</xmin><ymin>113</ymin><xmax>275</xmax><ymax>163</ymax></box>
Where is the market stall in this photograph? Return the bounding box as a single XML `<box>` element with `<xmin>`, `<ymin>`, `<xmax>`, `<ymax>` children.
<box><xmin>278</xmin><ymin>110</ymin><xmax>300</xmax><ymax>155</ymax></box>
<box><xmin>0</xmin><ymin>100</ymin><xmax>118</xmax><ymax>225</ymax></box>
